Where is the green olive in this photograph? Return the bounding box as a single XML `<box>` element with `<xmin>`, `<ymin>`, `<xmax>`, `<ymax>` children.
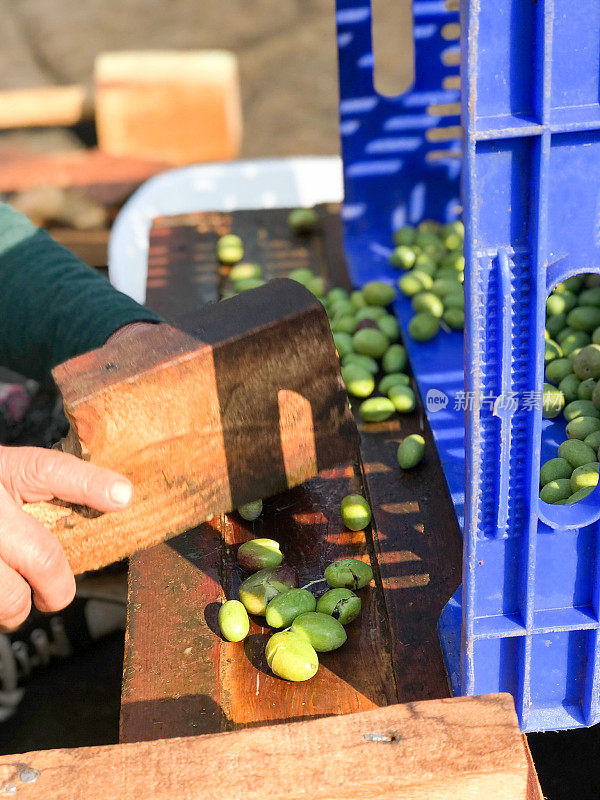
<box><xmin>566</xmin><ymin>416</ymin><xmax>600</xmax><ymax>441</ymax></box>
<box><xmin>545</xmin><ymin>358</ymin><xmax>574</xmax><ymax>385</ymax></box>
<box><xmin>570</xmin><ymin>462</ymin><xmax>599</xmax><ymax>493</ymax></box>
<box><xmin>342</xmin><ymin>353</ymin><xmax>379</xmax><ymax>375</ymax></box>
<box><xmin>563</xmin><ymin>400</ymin><xmax>600</xmax><ymax>421</ymax></box>
<box><xmin>363</xmin><ymin>281</ymin><xmax>396</xmax><ymax>307</ymax></box>
<box><xmin>382</xmin><ymin>343</ymin><xmax>407</xmax><ymax>373</ymax></box>
<box><xmin>390</xmin><ymin>245</ymin><xmax>417</xmax><ymax>270</ymax></box>
<box><xmin>377</xmin><ymin>315</ymin><xmax>400</xmax><ymax>342</ymax></box>
<box><xmin>540</xmin><ymin>479</ymin><xmax>572</xmax><ymax>504</ymax></box>
<box><xmin>341</xmin><ymin>365</ymin><xmax>375</xmax><ymax>398</ymax></box>
<box><xmin>358</xmin><ymin>397</ymin><xmax>395</xmax><ymax>422</ymax></box>
<box><xmin>265</xmin><ymin>588</ymin><xmax>316</xmax><ymax>628</ymax></box>
<box><xmin>288</xmin><ymin>208</ymin><xmax>319</xmax><ymax>232</ymax></box>
<box><xmin>218</xmin><ymin>600</ymin><xmax>250</xmax><ymax>642</ymax></box>
<box><xmin>355</xmin><ymin>305</ymin><xmax>387</xmax><ymax>321</ymax></box>
<box><xmin>540</xmin><ymin>457</ymin><xmax>573</xmax><ymax>486</ymax></box>
<box><xmin>238</xmin><ymin>500</ymin><xmax>263</xmax><ymax>521</ymax></box>
<box><xmin>558</xmin><ymin>439</ymin><xmax>597</xmax><ymax>468</ymax></box>
<box><xmin>388</xmin><ymin>385</ymin><xmax>416</xmax><ymax>413</ymax></box>
<box><xmin>352</xmin><ymin>328</ymin><xmax>390</xmax><ymax>358</ymax></box>
<box><xmin>333</xmin><ymin>332</ymin><xmax>354</xmax><ymax>358</ymax></box>
<box><xmin>542</xmin><ymin>383</ymin><xmax>565</xmax><ymax>419</ymax></box>
<box><xmin>564</xmin><ymin>486</ymin><xmax>595</xmax><ymax>503</ymax></box>
<box><xmin>443</xmin><ymin>308</ymin><xmax>464</xmax><ymax>330</ymax></box>
<box><xmin>573</xmin><ymin>344</ymin><xmax>600</xmax><ymax>380</ymax></box>
<box><xmin>217</xmin><ymin>234</ymin><xmax>244</xmax><ymax>265</ymax></box>
<box><xmin>412</xmin><ymin>291</ymin><xmax>444</xmax><ymax>319</ymax></box>
<box><xmin>265</xmin><ymin>630</ymin><xmax>319</xmax><ymax>681</ymax></box>
<box><xmin>238</xmin><ymin>565</ymin><xmax>298</xmax><ymax>616</ymax></box>
<box><xmin>316</xmin><ymin>588</ymin><xmax>361</xmax><ymax>624</ymax></box>
<box><xmin>393</xmin><ymin>225</ymin><xmax>417</xmax><ymax>246</ymax></box>
<box><xmin>398</xmin><ymin>271</ymin><xmax>433</xmax><ymax>296</ymax></box>
<box><xmin>409</xmin><ymin>312</ymin><xmax>440</xmax><ymax>342</ymax></box>
<box><xmin>340</xmin><ymin>494</ymin><xmax>372</xmax><ymax>531</ymax></box>
<box><xmin>290</xmin><ymin>612</ymin><xmax>347</xmax><ymax>652</ymax></box>
<box><xmin>397</xmin><ymin>434</ymin><xmax>425</xmax><ymax>468</ymax></box>
<box><xmin>229</xmin><ymin>262</ymin><xmax>263</xmax><ymax>282</ymax></box>
<box><xmin>237</xmin><ymin>538</ymin><xmax>282</xmax><ymax>571</ymax></box>
<box><xmin>324</xmin><ymin>558</ymin><xmax>373</xmax><ymax>590</ymax></box>
<box><xmin>567</xmin><ymin>306</ymin><xmax>600</xmax><ymax>332</ymax></box>
<box><xmin>288</xmin><ymin>268</ymin><xmax>316</xmax><ymax>287</ymax></box>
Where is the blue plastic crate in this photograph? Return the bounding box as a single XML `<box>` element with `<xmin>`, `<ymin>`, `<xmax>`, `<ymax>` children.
<box><xmin>335</xmin><ymin>0</ymin><xmax>600</xmax><ymax>731</ymax></box>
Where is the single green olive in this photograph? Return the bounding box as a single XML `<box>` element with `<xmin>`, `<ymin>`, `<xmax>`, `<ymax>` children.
<box><xmin>233</xmin><ymin>277</ymin><xmax>266</xmax><ymax>293</ymax></box>
<box><xmin>340</xmin><ymin>494</ymin><xmax>372</xmax><ymax>531</ymax></box>
<box><xmin>229</xmin><ymin>262</ymin><xmax>263</xmax><ymax>282</ymax></box>
<box><xmin>409</xmin><ymin>312</ymin><xmax>440</xmax><ymax>342</ymax></box>
<box><xmin>388</xmin><ymin>385</ymin><xmax>416</xmax><ymax>414</ymax></box>
<box><xmin>288</xmin><ymin>208</ymin><xmax>319</xmax><ymax>233</ymax></box>
<box><xmin>290</xmin><ymin>612</ymin><xmax>347</xmax><ymax>652</ymax></box>
<box><xmin>324</xmin><ymin>558</ymin><xmax>373</xmax><ymax>590</ymax></box>
<box><xmin>363</xmin><ymin>281</ymin><xmax>396</xmax><ymax>307</ymax></box>
<box><xmin>218</xmin><ymin>600</ymin><xmax>250</xmax><ymax>642</ymax></box>
<box><xmin>288</xmin><ymin>267</ymin><xmax>316</xmax><ymax>287</ymax></box>
<box><xmin>265</xmin><ymin>588</ymin><xmax>317</xmax><ymax>628</ymax></box>
<box><xmin>237</xmin><ymin>538</ymin><xmax>283</xmax><ymax>571</ymax></box>
<box><xmin>217</xmin><ymin>234</ymin><xmax>244</xmax><ymax>265</ymax></box>
<box><xmin>316</xmin><ymin>588</ymin><xmax>361</xmax><ymax>624</ymax></box>
<box><xmin>238</xmin><ymin>565</ymin><xmax>298</xmax><ymax>616</ymax></box>
<box><xmin>238</xmin><ymin>500</ymin><xmax>263</xmax><ymax>521</ymax></box>
<box><xmin>397</xmin><ymin>434</ymin><xmax>426</xmax><ymax>469</ymax></box>
<box><xmin>358</xmin><ymin>396</ymin><xmax>395</xmax><ymax>422</ymax></box>
<box><xmin>382</xmin><ymin>343</ymin><xmax>407</xmax><ymax>373</ymax></box>
<box><xmin>265</xmin><ymin>630</ymin><xmax>319</xmax><ymax>681</ymax></box>
<box><xmin>352</xmin><ymin>328</ymin><xmax>390</xmax><ymax>358</ymax></box>
<box><xmin>342</xmin><ymin>353</ymin><xmax>379</xmax><ymax>375</ymax></box>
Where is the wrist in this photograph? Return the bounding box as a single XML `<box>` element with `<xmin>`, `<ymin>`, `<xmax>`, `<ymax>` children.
<box><xmin>105</xmin><ymin>321</ymin><xmax>159</xmax><ymax>346</ymax></box>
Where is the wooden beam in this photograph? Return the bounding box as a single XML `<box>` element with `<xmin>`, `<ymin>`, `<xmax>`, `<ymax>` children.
<box><xmin>0</xmin><ymin>695</ymin><xmax>528</xmax><ymax>800</ymax></box>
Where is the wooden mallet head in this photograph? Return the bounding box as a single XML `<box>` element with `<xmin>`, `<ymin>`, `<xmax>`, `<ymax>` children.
<box><xmin>24</xmin><ymin>279</ymin><xmax>356</xmax><ymax>573</ymax></box>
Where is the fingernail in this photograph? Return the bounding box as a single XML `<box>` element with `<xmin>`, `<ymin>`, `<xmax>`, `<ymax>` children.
<box><xmin>110</xmin><ymin>480</ymin><xmax>133</xmax><ymax>506</ymax></box>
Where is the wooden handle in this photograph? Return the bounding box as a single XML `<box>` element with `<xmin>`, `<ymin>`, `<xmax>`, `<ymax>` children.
<box><xmin>23</xmin><ymin>280</ymin><xmax>356</xmax><ymax>574</ymax></box>
<box><xmin>0</xmin><ymin>85</ymin><xmax>93</xmax><ymax>129</ymax></box>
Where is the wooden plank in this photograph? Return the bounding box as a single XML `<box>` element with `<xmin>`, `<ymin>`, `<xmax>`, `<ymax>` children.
<box><xmin>0</xmin><ymin>696</ymin><xmax>528</xmax><ymax>800</ymax></box>
<box><xmin>0</xmin><ymin>149</ymin><xmax>165</xmax><ymax>205</ymax></box>
<box><xmin>24</xmin><ymin>280</ymin><xmax>355</xmax><ymax>574</ymax></box>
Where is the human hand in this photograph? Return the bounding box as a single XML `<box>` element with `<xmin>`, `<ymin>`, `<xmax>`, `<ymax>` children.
<box><xmin>0</xmin><ymin>445</ymin><xmax>133</xmax><ymax>631</ymax></box>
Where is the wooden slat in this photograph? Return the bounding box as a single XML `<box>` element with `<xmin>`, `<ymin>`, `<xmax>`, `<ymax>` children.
<box><xmin>1</xmin><ymin>696</ymin><xmax>528</xmax><ymax>800</ymax></box>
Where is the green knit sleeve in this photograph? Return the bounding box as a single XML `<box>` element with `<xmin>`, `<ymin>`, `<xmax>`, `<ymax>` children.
<box><xmin>0</xmin><ymin>202</ymin><xmax>161</xmax><ymax>385</ymax></box>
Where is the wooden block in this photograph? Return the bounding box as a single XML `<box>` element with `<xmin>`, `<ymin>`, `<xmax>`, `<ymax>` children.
<box><xmin>95</xmin><ymin>51</ymin><xmax>242</xmax><ymax>165</ymax></box>
<box><xmin>0</xmin><ymin>84</ymin><xmax>92</xmax><ymax>129</ymax></box>
<box><xmin>23</xmin><ymin>279</ymin><xmax>355</xmax><ymax>574</ymax></box>
<box><xmin>0</xmin><ymin>695</ymin><xmax>528</xmax><ymax>800</ymax></box>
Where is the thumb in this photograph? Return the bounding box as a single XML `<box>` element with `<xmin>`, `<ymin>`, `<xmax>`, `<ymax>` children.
<box><xmin>0</xmin><ymin>445</ymin><xmax>133</xmax><ymax>512</ymax></box>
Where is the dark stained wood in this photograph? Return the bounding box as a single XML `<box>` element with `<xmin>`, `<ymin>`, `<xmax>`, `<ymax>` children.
<box><xmin>0</xmin><ymin>696</ymin><xmax>529</xmax><ymax>800</ymax></box>
<box><xmin>24</xmin><ymin>279</ymin><xmax>355</xmax><ymax>574</ymax></box>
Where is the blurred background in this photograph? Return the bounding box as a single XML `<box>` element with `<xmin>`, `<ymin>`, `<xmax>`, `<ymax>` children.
<box><xmin>0</xmin><ymin>0</ymin><xmax>413</xmax><ymax>159</ymax></box>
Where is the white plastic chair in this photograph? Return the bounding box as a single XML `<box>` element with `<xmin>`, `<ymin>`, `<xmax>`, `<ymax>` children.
<box><xmin>108</xmin><ymin>156</ymin><xmax>343</xmax><ymax>304</ymax></box>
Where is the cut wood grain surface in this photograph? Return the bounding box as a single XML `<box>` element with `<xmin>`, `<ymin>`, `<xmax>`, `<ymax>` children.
<box><xmin>0</xmin><ymin>696</ymin><xmax>529</xmax><ymax>800</ymax></box>
<box><xmin>120</xmin><ymin>206</ymin><xmax>544</xmax><ymax>800</ymax></box>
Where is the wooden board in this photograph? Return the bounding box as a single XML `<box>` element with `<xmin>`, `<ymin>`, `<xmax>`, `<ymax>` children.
<box><xmin>0</xmin><ymin>696</ymin><xmax>529</xmax><ymax>800</ymax></box>
<box><xmin>24</xmin><ymin>280</ymin><xmax>355</xmax><ymax>574</ymax></box>
<box><xmin>120</xmin><ymin>206</ymin><xmax>544</xmax><ymax>800</ymax></box>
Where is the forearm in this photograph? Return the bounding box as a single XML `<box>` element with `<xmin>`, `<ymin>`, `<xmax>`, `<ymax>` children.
<box><xmin>0</xmin><ymin>202</ymin><xmax>161</xmax><ymax>385</ymax></box>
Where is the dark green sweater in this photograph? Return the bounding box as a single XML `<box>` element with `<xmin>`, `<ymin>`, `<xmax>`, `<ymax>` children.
<box><xmin>0</xmin><ymin>202</ymin><xmax>160</xmax><ymax>386</ymax></box>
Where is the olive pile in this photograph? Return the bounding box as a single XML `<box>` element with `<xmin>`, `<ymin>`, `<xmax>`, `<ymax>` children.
<box><xmin>541</xmin><ymin>274</ymin><xmax>600</xmax><ymax>504</ymax></box>
<box><xmin>218</xmin><ymin>495</ymin><xmax>374</xmax><ymax>682</ymax></box>
<box><xmin>391</xmin><ymin>219</ymin><xmax>465</xmax><ymax>340</ymax></box>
